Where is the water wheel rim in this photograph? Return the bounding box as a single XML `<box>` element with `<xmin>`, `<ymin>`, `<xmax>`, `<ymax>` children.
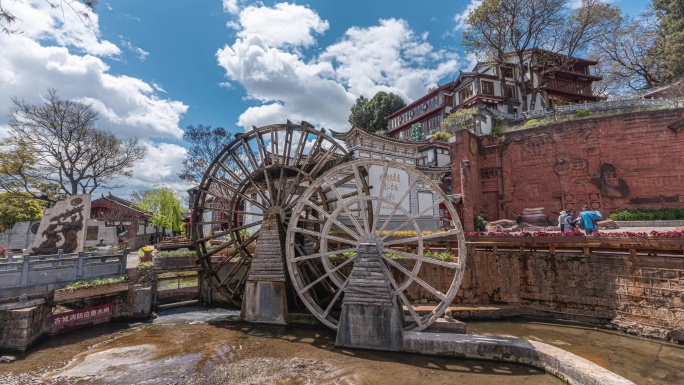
<box><xmin>192</xmin><ymin>122</ymin><xmax>350</xmax><ymax>306</ymax></box>
<box><xmin>286</xmin><ymin>159</ymin><xmax>467</xmax><ymax>331</ymax></box>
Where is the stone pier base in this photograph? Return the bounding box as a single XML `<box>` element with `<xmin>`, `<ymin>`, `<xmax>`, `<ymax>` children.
<box><xmin>336</xmin><ymin>303</ymin><xmax>404</xmax><ymax>351</ymax></box>
<box><xmin>0</xmin><ymin>305</ymin><xmax>51</xmax><ymax>352</ymax></box>
<box><xmin>241</xmin><ymin>281</ymin><xmax>288</xmax><ymax>325</ymax></box>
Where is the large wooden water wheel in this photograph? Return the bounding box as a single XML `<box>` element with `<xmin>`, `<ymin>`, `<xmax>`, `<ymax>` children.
<box><xmin>191</xmin><ymin>122</ymin><xmax>351</xmax><ymax>307</ymax></box>
<box><xmin>285</xmin><ymin>159</ymin><xmax>467</xmax><ymax>331</ymax></box>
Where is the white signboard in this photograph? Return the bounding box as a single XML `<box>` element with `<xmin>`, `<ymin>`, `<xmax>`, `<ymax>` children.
<box><xmin>367</xmin><ymin>165</ymin><xmax>411</xmax><ymax>216</ymax></box>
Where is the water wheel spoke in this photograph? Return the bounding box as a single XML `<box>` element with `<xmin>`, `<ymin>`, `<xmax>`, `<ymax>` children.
<box><xmin>381</xmin><ymin>198</ymin><xmax>445</xmax><ymax>240</ymax></box>
<box><xmin>307</xmin><ymin>146</ymin><xmax>337</xmax><ymax>179</ymax></box>
<box><xmin>195</xmin><ymin>230</ymin><xmax>231</xmax><ymax>243</ymax></box>
<box><xmin>215</xmin><ymin>160</ymin><xmax>243</xmax><ymax>186</ymax></box>
<box><xmin>322</xmin><ymin>275</ymin><xmax>349</xmax><ymax>318</ymax></box>
<box><xmin>384</xmin><ymin>255</ymin><xmax>448</xmax><ymax>304</ymax></box>
<box><xmin>301</xmin><ymin>199</ymin><xmax>360</xmax><ymax>240</ymax></box>
<box><xmin>203</xmin><ymin>239</ymin><xmax>239</xmax><ymax>260</ymax></box>
<box><xmin>384</xmin><ymin>248</ymin><xmax>458</xmax><ymax>269</ymax></box>
<box><xmin>208</xmin><ymin>176</ymin><xmax>268</xmax><ymax>212</ymax></box>
<box><xmin>222</xmin><ymin>249</ymin><xmax>253</xmax><ymax>282</ymax></box>
<box><xmin>301</xmin><ymin>256</ymin><xmax>355</xmax><ymax>293</ymax></box>
<box><xmin>209</xmin><ymin>245</ymin><xmax>244</xmax><ymax>275</ymax></box>
<box><xmin>255</xmin><ymin>133</ymin><xmax>277</xmax><ymax>203</ymax></box>
<box><xmin>371</xmin><ymin>162</ymin><xmax>389</xmax><ymax>232</ymax></box>
<box><xmin>323</xmin><ymin>176</ymin><xmax>365</xmax><ymax>236</ymax></box>
<box><xmin>301</xmin><ymin>228</ymin><xmax>357</xmax><ymax>246</ymax></box>
<box><xmin>377</xmin><ymin>177</ymin><xmax>420</xmax><ymax>234</ymax></box>
<box><xmin>320</xmin><ymin>173</ymin><xmax>356</xmax><ymax>195</ymax></box>
<box><xmin>291</xmin><ymin>247</ymin><xmax>357</xmax><ymax>263</ymax></box>
<box><xmin>240</xmin><ymin>136</ymin><xmax>261</xmax><ymax>172</ymax></box>
<box><xmin>219</xmin><ymin>257</ymin><xmax>250</xmax><ymax>288</ymax></box>
<box><xmin>351</xmin><ymin>165</ymin><xmax>371</xmax><ymax>233</ymax></box>
<box><xmin>299</xmin><ymin>133</ymin><xmax>325</xmax><ymax>172</ymax></box>
<box><xmin>283</xmin><ymin>125</ymin><xmax>294</xmax><ymax>160</ymax></box>
<box><xmin>384</xmin><ymin>231</ymin><xmax>451</xmax><ymax>247</ymax></box>
<box><xmin>378</xmin><ymin>260</ymin><xmax>422</xmax><ymax>327</ymax></box>
<box><xmin>227</xmin><ymin>152</ymin><xmax>271</xmax><ymax>206</ymax></box>
<box><xmin>230</xmin><ymin>210</ymin><xmax>264</xmax><ymax>217</ymax></box>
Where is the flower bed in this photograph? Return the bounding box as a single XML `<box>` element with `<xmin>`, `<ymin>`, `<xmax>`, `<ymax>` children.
<box><xmin>464</xmin><ymin>230</ymin><xmax>684</xmax><ymax>251</ymax></box>
<box><xmin>55</xmin><ymin>276</ymin><xmax>129</xmax><ymax>302</ymax></box>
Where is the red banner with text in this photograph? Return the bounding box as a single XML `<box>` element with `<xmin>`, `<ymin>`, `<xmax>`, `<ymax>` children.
<box><xmin>50</xmin><ymin>303</ymin><xmax>112</xmax><ymax>335</ymax></box>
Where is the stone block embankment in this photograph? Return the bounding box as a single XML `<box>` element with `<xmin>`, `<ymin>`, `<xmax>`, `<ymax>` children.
<box><xmin>404</xmin><ymin>332</ymin><xmax>636</xmax><ymax>385</ymax></box>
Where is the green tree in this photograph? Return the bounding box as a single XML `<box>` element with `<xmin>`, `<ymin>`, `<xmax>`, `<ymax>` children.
<box><xmin>368</xmin><ymin>92</ymin><xmax>406</xmax><ymax>133</ymax></box>
<box><xmin>348</xmin><ymin>96</ymin><xmax>372</xmax><ymax>130</ymax></box>
<box><xmin>348</xmin><ymin>92</ymin><xmax>406</xmax><ymax>133</ymax></box>
<box><xmin>133</xmin><ymin>187</ymin><xmax>186</xmax><ymax>239</ymax></box>
<box><xmin>1</xmin><ymin>89</ymin><xmax>146</xmax><ymax>201</ymax></box>
<box><xmin>0</xmin><ymin>192</ymin><xmax>44</xmax><ymax>230</ymax></box>
<box><xmin>652</xmin><ymin>0</ymin><xmax>684</xmax><ymax>80</ymax></box>
<box><xmin>441</xmin><ymin>108</ymin><xmax>479</xmax><ymax>133</ymax></box>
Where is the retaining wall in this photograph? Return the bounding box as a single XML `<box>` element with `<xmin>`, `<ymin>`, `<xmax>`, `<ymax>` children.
<box><xmin>401</xmin><ymin>237</ymin><xmax>684</xmax><ymax>340</ymax></box>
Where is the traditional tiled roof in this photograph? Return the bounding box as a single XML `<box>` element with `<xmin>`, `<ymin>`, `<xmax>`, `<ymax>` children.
<box><xmin>385</xmin><ymin>82</ymin><xmax>455</xmax><ymax>120</ymax></box>
<box><xmin>330</xmin><ymin>126</ymin><xmax>433</xmax><ymax>146</ymax></box>
<box><xmin>91</xmin><ymin>193</ymin><xmax>151</xmax><ymax>219</ymax></box>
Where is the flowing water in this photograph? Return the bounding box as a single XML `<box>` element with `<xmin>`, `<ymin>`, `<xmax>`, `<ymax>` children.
<box><xmin>0</xmin><ymin>307</ymin><xmax>681</xmax><ymax>384</ymax></box>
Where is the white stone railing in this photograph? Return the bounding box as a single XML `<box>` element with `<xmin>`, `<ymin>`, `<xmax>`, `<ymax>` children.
<box><xmin>0</xmin><ymin>250</ymin><xmax>128</xmax><ymax>293</ymax></box>
<box><xmin>489</xmin><ymin>98</ymin><xmax>680</xmax><ymax>123</ymax></box>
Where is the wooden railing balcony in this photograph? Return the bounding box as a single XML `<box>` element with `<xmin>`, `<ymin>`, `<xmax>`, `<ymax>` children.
<box><xmin>543</xmin><ymin>79</ymin><xmax>592</xmax><ymax>96</ymax></box>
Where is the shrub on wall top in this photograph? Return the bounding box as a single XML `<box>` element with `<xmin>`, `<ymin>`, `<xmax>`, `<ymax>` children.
<box><xmin>609</xmin><ymin>208</ymin><xmax>684</xmax><ymax>221</ymax></box>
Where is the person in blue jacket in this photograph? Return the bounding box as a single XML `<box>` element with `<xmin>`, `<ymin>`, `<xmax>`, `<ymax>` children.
<box><xmin>579</xmin><ymin>205</ymin><xmax>602</xmax><ymax>235</ymax></box>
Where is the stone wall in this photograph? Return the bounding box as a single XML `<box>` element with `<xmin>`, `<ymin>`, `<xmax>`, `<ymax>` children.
<box><xmin>0</xmin><ymin>305</ymin><xmax>51</xmax><ymax>352</ymax></box>
<box><xmin>450</xmin><ymin>108</ymin><xmax>684</xmax><ymax>226</ymax></box>
<box><xmin>448</xmin><ymin>246</ymin><xmax>684</xmax><ymax>340</ymax></box>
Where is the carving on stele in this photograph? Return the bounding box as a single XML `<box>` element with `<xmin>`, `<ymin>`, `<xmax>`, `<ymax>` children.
<box><xmin>29</xmin><ymin>194</ymin><xmax>91</xmax><ymax>255</ymax></box>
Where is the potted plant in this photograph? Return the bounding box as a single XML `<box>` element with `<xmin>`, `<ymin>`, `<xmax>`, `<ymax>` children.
<box><xmin>138</xmin><ymin>246</ymin><xmax>154</xmax><ymax>263</ymax></box>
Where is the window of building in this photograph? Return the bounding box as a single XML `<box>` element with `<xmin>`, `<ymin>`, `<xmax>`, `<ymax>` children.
<box><xmin>505</xmin><ymin>84</ymin><xmax>516</xmax><ymax>99</ymax></box>
<box><xmin>458</xmin><ymin>85</ymin><xmax>473</xmax><ymax>103</ymax></box>
<box><xmin>482</xmin><ymin>81</ymin><xmax>494</xmax><ymax>95</ymax></box>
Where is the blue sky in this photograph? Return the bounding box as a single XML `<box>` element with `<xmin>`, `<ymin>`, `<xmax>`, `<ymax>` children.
<box><xmin>0</xmin><ymin>0</ymin><xmax>650</xmax><ymax>199</ymax></box>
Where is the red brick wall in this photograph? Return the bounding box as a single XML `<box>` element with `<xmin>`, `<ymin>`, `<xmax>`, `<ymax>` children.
<box><xmin>451</xmin><ymin>108</ymin><xmax>684</xmax><ymax>223</ymax></box>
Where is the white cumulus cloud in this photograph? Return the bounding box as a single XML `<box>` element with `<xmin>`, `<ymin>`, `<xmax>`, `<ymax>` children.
<box><xmin>0</xmin><ymin>0</ymin><xmax>190</xmax><ymax>199</ymax></box>
<box><xmin>217</xmin><ymin>3</ymin><xmax>464</xmax><ymax>132</ymax></box>
<box><xmin>453</xmin><ymin>0</ymin><xmax>482</xmax><ymax>31</ymax></box>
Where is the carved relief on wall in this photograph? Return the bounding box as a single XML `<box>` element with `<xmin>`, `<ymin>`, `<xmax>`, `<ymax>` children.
<box><xmin>591</xmin><ymin>163</ymin><xmax>629</xmax><ymax>198</ymax></box>
<box><xmin>562</xmin><ymin>192</ymin><xmax>602</xmax><ymax>212</ymax></box>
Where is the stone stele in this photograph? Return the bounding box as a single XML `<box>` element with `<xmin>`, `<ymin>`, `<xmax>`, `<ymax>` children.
<box><xmin>29</xmin><ymin>194</ymin><xmax>91</xmax><ymax>255</ymax></box>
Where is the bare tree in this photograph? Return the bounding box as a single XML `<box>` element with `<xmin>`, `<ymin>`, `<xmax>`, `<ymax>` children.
<box><xmin>463</xmin><ymin>0</ymin><xmax>621</xmax><ymax>111</ymax></box>
<box><xmin>1</xmin><ymin>0</ymin><xmax>97</xmax><ymax>34</ymax></box>
<box><xmin>591</xmin><ymin>10</ymin><xmax>667</xmax><ymax>96</ymax></box>
<box><xmin>1</xmin><ymin>89</ymin><xmax>147</xmax><ymax>200</ymax></box>
<box><xmin>178</xmin><ymin>125</ymin><xmax>239</xmax><ymax>185</ymax></box>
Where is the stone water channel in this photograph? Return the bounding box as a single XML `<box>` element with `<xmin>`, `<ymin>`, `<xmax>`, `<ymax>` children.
<box><xmin>1</xmin><ymin>307</ymin><xmax>681</xmax><ymax>385</ymax></box>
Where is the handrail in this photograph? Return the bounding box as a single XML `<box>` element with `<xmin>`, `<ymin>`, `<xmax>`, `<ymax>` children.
<box><xmin>487</xmin><ymin>98</ymin><xmax>678</xmax><ymax>123</ymax></box>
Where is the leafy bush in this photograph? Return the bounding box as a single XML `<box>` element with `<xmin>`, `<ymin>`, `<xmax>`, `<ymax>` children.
<box><xmin>574</xmin><ymin>110</ymin><xmax>591</xmax><ymax>118</ymax></box>
<box><xmin>338</xmin><ymin>250</ymin><xmax>454</xmax><ymax>261</ymax></box>
<box><xmin>156</xmin><ymin>248</ymin><xmax>196</xmax><ymax>258</ymax></box>
<box><xmin>524</xmin><ymin>118</ymin><xmax>550</xmax><ymax>128</ymax></box>
<box><xmin>492</xmin><ymin>115</ymin><xmax>505</xmax><ymax>130</ymax></box>
<box><xmin>474</xmin><ymin>216</ymin><xmax>486</xmax><ymax>231</ymax></box>
<box><xmin>431</xmin><ymin>131</ymin><xmax>451</xmax><ymax>142</ymax></box>
<box><xmin>609</xmin><ymin>208</ymin><xmax>684</xmax><ymax>221</ymax></box>
<box><xmin>137</xmin><ymin>262</ymin><xmax>154</xmax><ymax>283</ymax></box>
<box><xmin>63</xmin><ymin>275</ymin><xmax>128</xmax><ymax>292</ymax></box>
